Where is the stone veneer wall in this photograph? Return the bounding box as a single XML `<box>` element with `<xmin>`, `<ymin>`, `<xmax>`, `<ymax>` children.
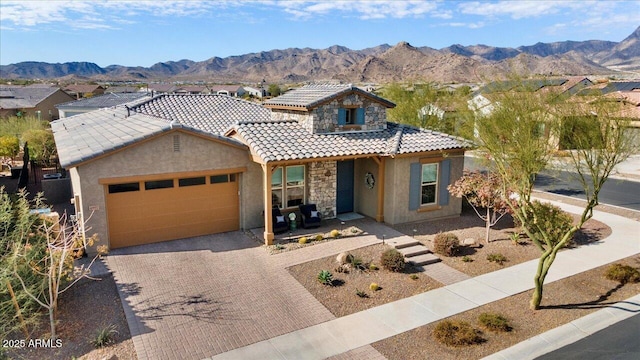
<box><xmin>270</xmin><ymin>110</ymin><xmax>314</xmax><ymax>133</ymax></box>
<box><xmin>312</xmin><ymin>94</ymin><xmax>388</xmax><ymax>133</ymax></box>
<box><xmin>270</xmin><ymin>93</ymin><xmax>388</xmax><ymax>134</ymax></box>
<box><xmin>307</xmin><ymin>161</ymin><xmax>336</xmax><ymax>219</ymax></box>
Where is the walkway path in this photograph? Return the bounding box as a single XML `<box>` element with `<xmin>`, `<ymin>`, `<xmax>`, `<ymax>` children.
<box><xmin>209</xmin><ymin>200</ymin><xmax>640</xmax><ymax>360</ymax></box>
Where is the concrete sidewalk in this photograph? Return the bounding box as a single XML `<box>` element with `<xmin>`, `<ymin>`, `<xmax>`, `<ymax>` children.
<box><xmin>209</xmin><ymin>200</ymin><xmax>640</xmax><ymax>360</ymax></box>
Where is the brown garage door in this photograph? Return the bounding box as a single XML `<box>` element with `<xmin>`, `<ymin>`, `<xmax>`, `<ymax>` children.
<box><xmin>106</xmin><ymin>173</ymin><xmax>239</xmax><ymax>249</ymax></box>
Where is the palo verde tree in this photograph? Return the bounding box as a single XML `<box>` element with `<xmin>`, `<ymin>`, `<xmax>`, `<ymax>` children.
<box><xmin>381</xmin><ymin>82</ymin><xmax>474</xmax><ymax>138</ymax></box>
<box><xmin>448</xmin><ymin>171</ymin><xmax>512</xmax><ymax>244</ymax></box>
<box><xmin>475</xmin><ymin>78</ymin><xmax>637</xmax><ymax>309</ymax></box>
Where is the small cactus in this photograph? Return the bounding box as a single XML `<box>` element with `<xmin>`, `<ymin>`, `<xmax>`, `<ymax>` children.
<box><xmin>315</xmin><ymin>234</ymin><xmax>324</xmax><ymax>241</ymax></box>
<box><xmin>369</xmin><ymin>282</ymin><xmax>380</xmax><ymax>291</ymax></box>
<box><xmin>318</xmin><ymin>270</ymin><xmax>333</xmax><ymax>285</ymax></box>
<box><xmin>330</xmin><ymin>229</ymin><xmax>340</xmax><ymax>238</ymax></box>
<box><xmin>298</xmin><ymin>237</ymin><xmax>308</xmax><ymax>244</ymax></box>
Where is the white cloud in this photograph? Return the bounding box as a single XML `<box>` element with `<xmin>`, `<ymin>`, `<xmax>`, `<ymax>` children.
<box><xmin>458</xmin><ymin>0</ymin><xmax>570</xmax><ymax>19</ymax></box>
<box><xmin>276</xmin><ymin>0</ymin><xmax>440</xmax><ymax>20</ymax></box>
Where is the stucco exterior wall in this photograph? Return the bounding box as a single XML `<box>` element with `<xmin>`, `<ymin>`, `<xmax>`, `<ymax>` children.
<box><xmin>354</xmin><ymin>158</ymin><xmax>379</xmax><ymax>219</ymax></box>
<box><xmin>74</xmin><ymin>131</ymin><xmax>260</xmax><ymax>251</ymax></box>
<box><xmin>384</xmin><ymin>154</ymin><xmax>464</xmax><ymax>225</ymax></box>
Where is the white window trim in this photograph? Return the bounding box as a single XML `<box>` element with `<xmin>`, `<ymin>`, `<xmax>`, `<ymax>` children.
<box><xmin>420</xmin><ymin>163</ymin><xmax>438</xmax><ymax>206</ymax></box>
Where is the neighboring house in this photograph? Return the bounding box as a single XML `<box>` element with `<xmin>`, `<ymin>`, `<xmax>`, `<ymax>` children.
<box><xmin>147</xmin><ymin>83</ymin><xmax>178</xmax><ymax>93</ymax></box>
<box><xmin>56</xmin><ymin>92</ymin><xmax>151</xmax><ymax>118</ymax></box>
<box><xmin>52</xmin><ymin>84</ymin><xmax>469</xmax><ymax>252</ymax></box>
<box><xmin>0</xmin><ymin>85</ymin><xmax>75</xmax><ymax>120</ymax></box>
<box><xmin>209</xmin><ymin>85</ymin><xmax>246</xmax><ymax>97</ymax></box>
<box><xmin>175</xmin><ymin>85</ymin><xmax>210</xmax><ymax>94</ymax></box>
<box><xmin>244</xmin><ymin>86</ymin><xmax>267</xmax><ymax>98</ymax></box>
<box><xmin>63</xmin><ymin>84</ymin><xmax>106</xmax><ymax>99</ymax></box>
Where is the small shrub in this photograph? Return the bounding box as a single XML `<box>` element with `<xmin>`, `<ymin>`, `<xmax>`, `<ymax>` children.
<box><xmin>478</xmin><ymin>313</ymin><xmax>512</xmax><ymax>332</ymax></box>
<box><xmin>356</xmin><ymin>289</ymin><xmax>368</xmax><ymax>298</ymax></box>
<box><xmin>330</xmin><ymin>229</ymin><xmax>340</xmax><ymax>238</ymax></box>
<box><xmin>605</xmin><ymin>264</ymin><xmax>640</xmax><ymax>284</ymax></box>
<box><xmin>315</xmin><ymin>234</ymin><xmax>324</xmax><ymax>241</ymax></box>
<box><xmin>334</xmin><ymin>265</ymin><xmax>349</xmax><ymax>274</ymax></box>
<box><xmin>351</xmin><ymin>227</ymin><xmax>359</xmax><ymax>234</ymax></box>
<box><xmin>369</xmin><ymin>263</ymin><xmax>378</xmax><ymax>271</ymax></box>
<box><xmin>348</xmin><ymin>254</ymin><xmax>365</xmax><ymax>270</ymax></box>
<box><xmin>487</xmin><ymin>253</ymin><xmax>507</xmax><ymax>265</ymax></box>
<box><xmin>409</xmin><ymin>274</ymin><xmax>419</xmax><ymax>280</ymax></box>
<box><xmin>462</xmin><ymin>256</ymin><xmax>473</xmax><ymax>263</ymax></box>
<box><xmin>380</xmin><ymin>248</ymin><xmax>405</xmax><ymax>272</ymax></box>
<box><xmin>298</xmin><ymin>237</ymin><xmax>308</xmax><ymax>244</ymax></box>
<box><xmin>433</xmin><ymin>320</ymin><xmax>484</xmax><ymax>347</ymax></box>
<box><xmin>91</xmin><ymin>324</ymin><xmax>118</xmax><ymax>348</ymax></box>
<box><xmin>317</xmin><ymin>270</ymin><xmax>333</xmax><ymax>285</ymax></box>
<box><xmin>433</xmin><ymin>232</ymin><xmax>460</xmax><ymax>256</ymax></box>
<box><xmin>274</xmin><ymin>243</ymin><xmax>285</xmax><ymax>250</ymax></box>
<box><xmin>369</xmin><ymin>282</ymin><xmax>380</xmax><ymax>291</ymax></box>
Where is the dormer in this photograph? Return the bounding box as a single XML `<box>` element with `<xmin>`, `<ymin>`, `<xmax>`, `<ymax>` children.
<box><xmin>263</xmin><ymin>84</ymin><xmax>395</xmax><ymax>134</ymax></box>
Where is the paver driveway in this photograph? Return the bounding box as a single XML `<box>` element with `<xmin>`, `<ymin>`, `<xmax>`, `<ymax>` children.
<box><xmin>106</xmin><ymin>230</ymin><xmax>385</xmax><ymax>360</ymax></box>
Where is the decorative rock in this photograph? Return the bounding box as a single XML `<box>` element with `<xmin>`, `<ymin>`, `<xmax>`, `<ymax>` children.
<box><xmin>462</xmin><ymin>238</ymin><xmax>478</xmax><ymax>247</ymax></box>
<box><xmin>336</xmin><ymin>252</ymin><xmax>351</xmax><ymax>265</ymax></box>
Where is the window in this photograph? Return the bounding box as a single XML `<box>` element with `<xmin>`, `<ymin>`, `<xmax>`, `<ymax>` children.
<box><xmin>178</xmin><ymin>176</ymin><xmax>206</xmax><ymax>187</ymax></box>
<box><xmin>338</xmin><ymin>108</ymin><xmax>365</xmax><ymax>126</ymax></box>
<box><xmin>272</xmin><ymin>165</ymin><xmax>305</xmax><ymax>208</ymax></box>
<box><xmin>408</xmin><ymin>159</ymin><xmax>450</xmax><ymax>211</ymax></box>
<box><xmin>420</xmin><ymin>163</ymin><xmax>438</xmax><ymax>205</ymax></box>
<box><xmin>145</xmin><ymin>179</ymin><xmax>174</xmax><ymax>190</ymax></box>
<box><xmin>108</xmin><ymin>182</ymin><xmax>140</xmax><ymax>193</ymax></box>
<box><xmin>210</xmin><ymin>174</ymin><xmax>229</xmax><ymax>184</ymax></box>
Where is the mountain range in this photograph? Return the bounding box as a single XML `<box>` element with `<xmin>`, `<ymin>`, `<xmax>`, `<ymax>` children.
<box><xmin>1</xmin><ymin>26</ymin><xmax>638</xmax><ymax>84</ymax></box>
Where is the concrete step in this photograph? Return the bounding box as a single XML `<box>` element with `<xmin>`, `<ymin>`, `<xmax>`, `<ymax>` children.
<box><xmin>398</xmin><ymin>245</ymin><xmax>432</xmax><ymax>257</ymax></box>
<box><xmin>407</xmin><ymin>253</ymin><xmax>441</xmax><ymax>266</ymax></box>
<box><xmin>389</xmin><ymin>238</ymin><xmax>421</xmax><ymax>249</ymax></box>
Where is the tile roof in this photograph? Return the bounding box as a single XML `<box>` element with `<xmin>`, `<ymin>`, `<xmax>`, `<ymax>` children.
<box><xmin>131</xmin><ymin>94</ymin><xmax>270</xmax><ymax>135</ymax></box>
<box><xmin>52</xmin><ymin>94</ymin><xmax>266</xmax><ymax>168</ymax></box>
<box><xmin>56</xmin><ymin>92</ymin><xmax>150</xmax><ymax>109</ymax></box>
<box><xmin>0</xmin><ymin>86</ymin><xmax>64</xmax><ymax>109</ymax></box>
<box><xmin>63</xmin><ymin>84</ymin><xmax>104</xmax><ymax>93</ymax></box>
<box><xmin>263</xmin><ymin>84</ymin><xmax>395</xmax><ymax>110</ymax></box>
<box><xmin>232</xmin><ymin>121</ymin><xmax>469</xmax><ymax>163</ymax></box>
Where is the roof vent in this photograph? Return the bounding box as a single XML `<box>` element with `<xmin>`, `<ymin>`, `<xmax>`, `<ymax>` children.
<box><xmin>173</xmin><ymin>135</ymin><xmax>180</xmax><ymax>152</ymax></box>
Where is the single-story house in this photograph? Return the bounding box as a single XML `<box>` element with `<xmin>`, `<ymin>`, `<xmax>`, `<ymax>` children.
<box><xmin>0</xmin><ymin>85</ymin><xmax>75</xmax><ymax>120</ymax></box>
<box><xmin>52</xmin><ymin>84</ymin><xmax>469</xmax><ymax>252</ymax></box>
<box><xmin>63</xmin><ymin>84</ymin><xmax>106</xmax><ymax>99</ymax></box>
<box><xmin>209</xmin><ymin>85</ymin><xmax>246</xmax><ymax>97</ymax></box>
<box><xmin>56</xmin><ymin>92</ymin><xmax>151</xmax><ymax>118</ymax></box>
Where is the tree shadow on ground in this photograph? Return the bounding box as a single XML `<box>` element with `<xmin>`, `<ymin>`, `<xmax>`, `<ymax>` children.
<box><xmin>540</xmin><ymin>283</ymin><xmax>633</xmax><ymax>310</ymax></box>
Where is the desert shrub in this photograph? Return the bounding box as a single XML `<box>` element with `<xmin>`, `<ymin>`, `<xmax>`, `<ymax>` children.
<box><xmin>330</xmin><ymin>229</ymin><xmax>340</xmax><ymax>238</ymax></box>
<box><xmin>369</xmin><ymin>263</ymin><xmax>378</xmax><ymax>271</ymax></box>
<box><xmin>298</xmin><ymin>237</ymin><xmax>308</xmax><ymax>244</ymax></box>
<box><xmin>487</xmin><ymin>253</ymin><xmax>507</xmax><ymax>265</ymax></box>
<box><xmin>347</xmin><ymin>254</ymin><xmax>365</xmax><ymax>270</ymax></box>
<box><xmin>519</xmin><ymin>201</ymin><xmax>574</xmax><ymax>247</ymax></box>
<box><xmin>317</xmin><ymin>270</ymin><xmax>333</xmax><ymax>285</ymax></box>
<box><xmin>315</xmin><ymin>234</ymin><xmax>324</xmax><ymax>241</ymax></box>
<box><xmin>91</xmin><ymin>324</ymin><xmax>118</xmax><ymax>348</ymax></box>
<box><xmin>433</xmin><ymin>232</ymin><xmax>460</xmax><ymax>256</ymax></box>
<box><xmin>334</xmin><ymin>265</ymin><xmax>349</xmax><ymax>273</ymax></box>
<box><xmin>369</xmin><ymin>283</ymin><xmax>380</xmax><ymax>291</ymax></box>
<box><xmin>478</xmin><ymin>313</ymin><xmax>512</xmax><ymax>332</ymax></box>
<box><xmin>380</xmin><ymin>248</ymin><xmax>405</xmax><ymax>272</ymax></box>
<box><xmin>355</xmin><ymin>289</ymin><xmax>368</xmax><ymax>298</ymax></box>
<box><xmin>274</xmin><ymin>243</ymin><xmax>285</xmax><ymax>250</ymax></box>
<box><xmin>462</xmin><ymin>256</ymin><xmax>473</xmax><ymax>262</ymax></box>
<box><xmin>605</xmin><ymin>264</ymin><xmax>640</xmax><ymax>284</ymax></box>
<box><xmin>409</xmin><ymin>274</ymin><xmax>419</xmax><ymax>280</ymax></box>
<box><xmin>433</xmin><ymin>320</ymin><xmax>484</xmax><ymax>346</ymax></box>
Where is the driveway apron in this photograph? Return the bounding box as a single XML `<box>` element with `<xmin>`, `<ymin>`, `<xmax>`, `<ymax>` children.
<box><xmin>107</xmin><ymin>231</ymin><xmax>340</xmax><ymax>360</ymax></box>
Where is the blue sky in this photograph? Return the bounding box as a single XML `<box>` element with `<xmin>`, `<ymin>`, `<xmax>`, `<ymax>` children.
<box><xmin>1</xmin><ymin>1</ymin><xmax>638</xmax><ymax>67</ymax></box>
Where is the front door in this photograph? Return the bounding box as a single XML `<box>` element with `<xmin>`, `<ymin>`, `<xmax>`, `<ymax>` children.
<box><xmin>336</xmin><ymin>160</ymin><xmax>354</xmax><ymax>214</ymax></box>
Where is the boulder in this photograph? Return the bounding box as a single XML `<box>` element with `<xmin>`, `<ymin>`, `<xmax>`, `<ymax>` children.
<box><xmin>336</xmin><ymin>252</ymin><xmax>351</xmax><ymax>265</ymax></box>
<box><xmin>462</xmin><ymin>238</ymin><xmax>478</xmax><ymax>247</ymax></box>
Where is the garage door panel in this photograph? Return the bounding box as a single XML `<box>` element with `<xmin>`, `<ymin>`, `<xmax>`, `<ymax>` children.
<box><xmin>107</xmin><ymin>174</ymin><xmax>240</xmax><ymax>249</ymax></box>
